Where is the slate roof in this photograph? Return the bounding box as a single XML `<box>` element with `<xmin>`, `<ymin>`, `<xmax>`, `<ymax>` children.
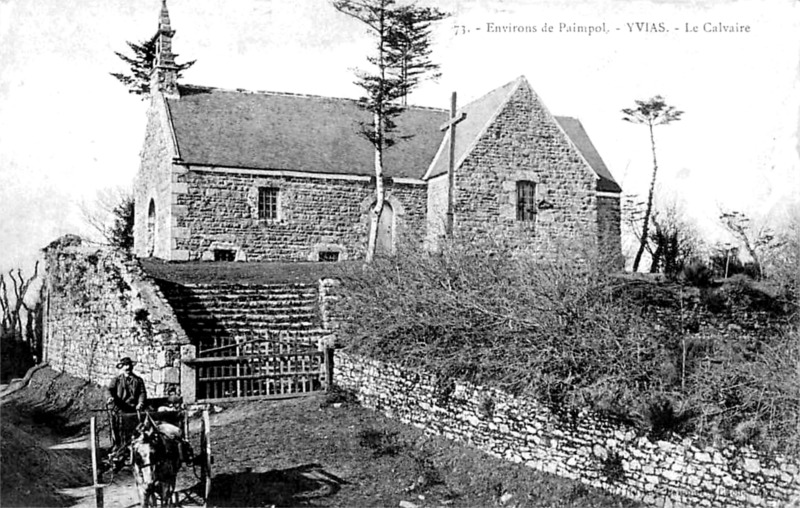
<box><xmin>165</xmin><ymin>85</ymin><xmax>448</xmax><ymax>179</ymax></box>
<box><xmin>554</xmin><ymin>116</ymin><xmax>622</xmax><ymax>193</ymax></box>
<box><xmin>163</xmin><ymin>81</ymin><xmax>620</xmax><ymax>192</ymax></box>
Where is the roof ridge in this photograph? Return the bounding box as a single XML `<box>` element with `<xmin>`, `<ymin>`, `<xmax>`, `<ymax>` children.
<box><xmin>177</xmin><ymin>83</ymin><xmax>448</xmax><ymax>112</ymax></box>
<box><xmin>457</xmin><ymin>75</ymin><xmax>524</xmax><ymax>112</ymax></box>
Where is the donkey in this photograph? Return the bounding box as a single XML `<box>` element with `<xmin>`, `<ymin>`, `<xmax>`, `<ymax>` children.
<box><xmin>131</xmin><ymin>419</ymin><xmax>182</xmax><ymax>507</ymax></box>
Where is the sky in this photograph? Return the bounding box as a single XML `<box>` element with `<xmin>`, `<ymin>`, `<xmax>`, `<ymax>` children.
<box><xmin>1</xmin><ymin>0</ymin><xmax>798</xmax><ymax>272</ymax></box>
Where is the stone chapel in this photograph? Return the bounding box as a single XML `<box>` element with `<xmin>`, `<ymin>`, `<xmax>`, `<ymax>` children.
<box><xmin>133</xmin><ymin>2</ymin><xmax>622</xmax><ymax>265</ymax></box>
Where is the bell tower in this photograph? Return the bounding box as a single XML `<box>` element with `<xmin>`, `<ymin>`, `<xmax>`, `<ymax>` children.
<box><xmin>151</xmin><ymin>0</ymin><xmax>180</xmax><ymax>97</ymax></box>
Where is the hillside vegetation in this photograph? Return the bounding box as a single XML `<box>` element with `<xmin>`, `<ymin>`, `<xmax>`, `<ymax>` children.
<box><xmin>333</xmin><ymin>238</ymin><xmax>800</xmax><ymax>453</ymax></box>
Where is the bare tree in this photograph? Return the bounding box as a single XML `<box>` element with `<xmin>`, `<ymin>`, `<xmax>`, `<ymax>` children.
<box><xmin>622</xmin><ymin>96</ymin><xmax>683</xmax><ymax>272</ymax></box>
<box><xmin>767</xmin><ymin>204</ymin><xmax>800</xmax><ymax>311</ymax></box>
<box><xmin>649</xmin><ymin>201</ymin><xmax>702</xmax><ymax>277</ymax></box>
<box><xmin>0</xmin><ymin>261</ymin><xmax>40</xmax><ymax>339</ymax></box>
<box><xmin>624</xmin><ymin>193</ymin><xmax>700</xmax><ymax>277</ymax></box>
<box><xmin>332</xmin><ymin>0</ymin><xmax>447</xmax><ymax>262</ymax></box>
<box><xmin>719</xmin><ymin>210</ymin><xmax>776</xmax><ymax>279</ymax></box>
<box><xmin>80</xmin><ymin>187</ymin><xmax>135</xmax><ymax>252</ymax></box>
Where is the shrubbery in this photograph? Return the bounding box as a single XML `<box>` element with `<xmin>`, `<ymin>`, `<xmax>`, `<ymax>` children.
<box><xmin>333</xmin><ymin>237</ymin><xmax>800</xmax><ymax>453</ymax></box>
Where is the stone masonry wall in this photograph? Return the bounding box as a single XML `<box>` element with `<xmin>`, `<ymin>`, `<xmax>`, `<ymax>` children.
<box><xmin>597</xmin><ymin>195</ymin><xmax>623</xmax><ymax>268</ymax></box>
<box><xmin>134</xmin><ymin>96</ymin><xmax>175</xmax><ymax>260</ymax></box>
<box><xmin>43</xmin><ymin>236</ymin><xmax>191</xmax><ymax>397</ymax></box>
<box><xmin>385</xmin><ymin>182</ymin><xmax>429</xmax><ymax>243</ymax></box>
<box><xmin>173</xmin><ymin>170</ymin><xmax>427</xmax><ymax>261</ymax></box>
<box><xmin>454</xmin><ymin>80</ymin><xmax>599</xmax><ymax>258</ymax></box>
<box><xmin>425</xmin><ymin>173</ymin><xmax>448</xmax><ymax>246</ymax></box>
<box><xmin>334</xmin><ymin>351</ymin><xmax>800</xmax><ymax>508</ymax></box>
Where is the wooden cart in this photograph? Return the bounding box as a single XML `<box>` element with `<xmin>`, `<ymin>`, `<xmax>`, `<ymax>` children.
<box><xmin>89</xmin><ymin>397</ymin><xmax>213</xmax><ymax>507</ymax></box>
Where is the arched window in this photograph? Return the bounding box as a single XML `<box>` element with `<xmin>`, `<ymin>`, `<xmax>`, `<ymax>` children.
<box><xmin>146</xmin><ymin>199</ymin><xmax>156</xmax><ymax>256</ymax></box>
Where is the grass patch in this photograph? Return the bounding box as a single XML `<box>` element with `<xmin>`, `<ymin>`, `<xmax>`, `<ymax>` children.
<box><xmin>356</xmin><ymin>427</ymin><xmax>403</xmax><ymax>457</ymax></box>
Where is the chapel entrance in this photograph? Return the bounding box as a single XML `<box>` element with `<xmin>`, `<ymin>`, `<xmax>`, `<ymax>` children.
<box><xmin>375</xmin><ymin>202</ymin><xmax>394</xmax><ymax>256</ymax></box>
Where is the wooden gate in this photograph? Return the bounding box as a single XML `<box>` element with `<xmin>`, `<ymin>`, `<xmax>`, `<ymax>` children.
<box><xmin>185</xmin><ymin>335</ymin><xmax>325</xmax><ymax>402</ymax></box>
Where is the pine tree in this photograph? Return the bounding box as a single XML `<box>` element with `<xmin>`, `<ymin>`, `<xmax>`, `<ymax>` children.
<box><xmin>109</xmin><ymin>195</ymin><xmax>135</xmax><ymax>252</ymax></box>
<box><xmin>332</xmin><ymin>0</ymin><xmax>447</xmax><ymax>261</ymax></box>
<box><xmin>110</xmin><ymin>33</ymin><xmax>195</xmax><ymax>98</ymax></box>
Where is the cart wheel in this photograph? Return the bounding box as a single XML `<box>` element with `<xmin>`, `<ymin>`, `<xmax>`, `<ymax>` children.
<box><xmin>199</xmin><ymin>409</ymin><xmax>212</xmax><ymax>506</ymax></box>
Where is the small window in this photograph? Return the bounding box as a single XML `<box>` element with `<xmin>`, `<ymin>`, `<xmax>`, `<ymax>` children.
<box><xmin>258</xmin><ymin>187</ymin><xmax>279</xmax><ymax>220</ymax></box>
<box><xmin>516</xmin><ymin>181</ymin><xmax>537</xmax><ymax>222</ymax></box>
<box><xmin>318</xmin><ymin>251</ymin><xmax>339</xmax><ymax>262</ymax></box>
<box><xmin>214</xmin><ymin>249</ymin><xmax>236</xmax><ymax>261</ymax></box>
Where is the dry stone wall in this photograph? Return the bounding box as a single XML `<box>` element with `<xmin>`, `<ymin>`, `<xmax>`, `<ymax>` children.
<box><xmin>334</xmin><ymin>352</ymin><xmax>800</xmax><ymax>508</ymax></box>
<box><xmin>43</xmin><ymin>237</ymin><xmax>191</xmax><ymax>397</ymax></box>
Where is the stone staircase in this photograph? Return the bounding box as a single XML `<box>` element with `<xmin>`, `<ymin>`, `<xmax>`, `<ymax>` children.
<box><xmin>156</xmin><ymin>281</ymin><xmax>326</xmax><ymax>348</ymax></box>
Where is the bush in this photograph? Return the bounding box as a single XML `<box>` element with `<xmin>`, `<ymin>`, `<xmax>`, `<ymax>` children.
<box><xmin>332</xmin><ymin>236</ymin><xmax>800</xmax><ymax>452</ymax></box>
<box><xmin>601</xmin><ymin>451</ymin><xmax>625</xmax><ymax>482</ymax></box>
<box><xmin>680</xmin><ymin>259</ymin><xmax>714</xmax><ymax>288</ymax></box>
<box><xmin>709</xmin><ymin>251</ymin><xmax>760</xmax><ymax>279</ymax></box>
<box><xmin>646</xmin><ymin>398</ymin><xmax>692</xmax><ymax>440</ymax></box>
<box><xmin>335</xmin><ymin>237</ymin><xmax>676</xmax><ymax>420</ymax></box>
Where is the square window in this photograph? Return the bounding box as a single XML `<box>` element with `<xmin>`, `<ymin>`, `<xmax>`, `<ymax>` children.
<box><xmin>214</xmin><ymin>249</ymin><xmax>236</xmax><ymax>262</ymax></box>
<box><xmin>318</xmin><ymin>251</ymin><xmax>339</xmax><ymax>262</ymax></box>
<box><xmin>258</xmin><ymin>187</ymin><xmax>279</xmax><ymax>220</ymax></box>
<box><xmin>516</xmin><ymin>181</ymin><xmax>537</xmax><ymax>222</ymax></box>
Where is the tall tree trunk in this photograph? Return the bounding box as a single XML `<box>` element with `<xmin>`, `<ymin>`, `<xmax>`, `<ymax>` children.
<box><xmin>632</xmin><ymin>122</ymin><xmax>659</xmax><ymax>272</ymax></box>
<box><xmin>366</xmin><ymin>113</ymin><xmax>386</xmax><ymax>263</ymax></box>
<box><xmin>649</xmin><ymin>242</ymin><xmax>663</xmax><ymax>273</ymax></box>
<box><xmin>366</xmin><ymin>7</ymin><xmax>387</xmax><ymax>263</ymax></box>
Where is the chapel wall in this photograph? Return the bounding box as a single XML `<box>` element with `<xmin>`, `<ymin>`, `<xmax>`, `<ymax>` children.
<box><xmin>597</xmin><ymin>195</ymin><xmax>623</xmax><ymax>269</ymax></box>
<box><xmin>173</xmin><ymin>171</ymin><xmax>427</xmax><ymax>261</ymax></box>
<box><xmin>425</xmin><ymin>174</ymin><xmax>448</xmax><ymax>247</ymax></box>
<box><xmin>454</xmin><ymin>81</ymin><xmax>599</xmax><ymax>259</ymax></box>
<box><xmin>133</xmin><ymin>98</ymin><xmax>175</xmax><ymax>260</ymax></box>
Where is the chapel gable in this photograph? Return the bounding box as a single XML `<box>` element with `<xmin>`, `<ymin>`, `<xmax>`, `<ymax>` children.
<box><xmin>424</xmin><ymin>77</ymin><xmax>622</xmax><ymax>264</ymax></box>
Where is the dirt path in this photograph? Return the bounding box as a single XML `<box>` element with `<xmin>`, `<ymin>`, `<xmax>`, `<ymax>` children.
<box><xmin>54</xmin><ymin>434</ymin><xmax>206</xmax><ymax>508</ymax></box>
<box><xmin>60</xmin><ymin>469</ymin><xmax>204</xmax><ymax>508</ymax></box>
<box><xmin>3</xmin><ymin>368</ymin><xmax>641</xmax><ymax>508</ymax></box>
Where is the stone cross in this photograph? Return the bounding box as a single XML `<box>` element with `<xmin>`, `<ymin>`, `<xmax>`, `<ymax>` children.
<box><xmin>440</xmin><ymin>92</ymin><xmax>467</xmax><ymax>237</ymax></box>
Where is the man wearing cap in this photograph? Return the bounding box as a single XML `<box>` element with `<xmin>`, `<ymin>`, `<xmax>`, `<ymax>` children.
<box><xmin>108</xmin><ymin>357</ymin><xmax>147</xmax><ymax>413</ymax></box>
<box><xmin>106</xmin><ymin>357</ymin><xmax>147</xmax><ymax>470</ymax></box>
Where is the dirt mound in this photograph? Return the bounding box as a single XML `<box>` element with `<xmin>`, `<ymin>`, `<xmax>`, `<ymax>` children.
<box><xmin>1</xmin><ymin>418</ymin><xmax>89</xmax><ymax>506</ymax></box>
<box><xmin>6</xmin><ymin>367</ymin><xmax>112</xmax><ymax>442</ymax></box>
<box><xmin>1</xmin><ymin>367</ymin><xmax>108</xmax><ymax>507</ymax></box>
